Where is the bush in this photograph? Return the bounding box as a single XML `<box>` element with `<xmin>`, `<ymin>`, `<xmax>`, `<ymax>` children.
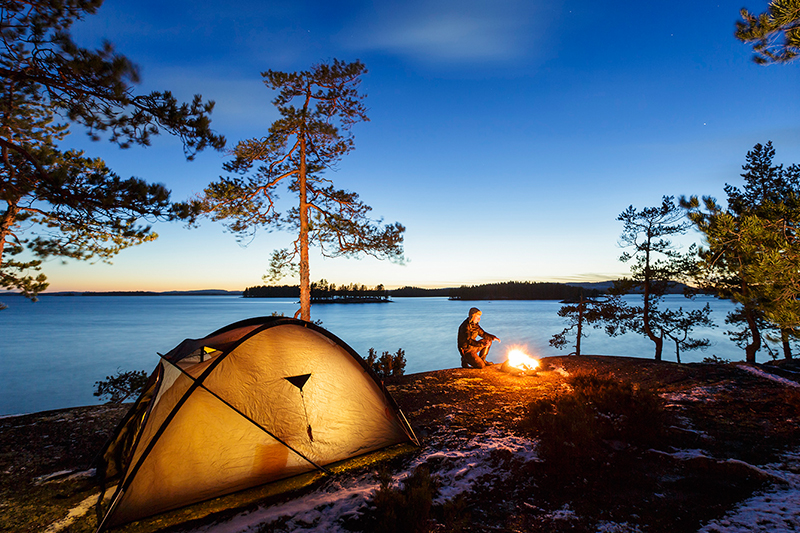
<box><xmin>366</xmin><ymin>348</ymin><xmax>407</xmax><ymax>379</ymax></box>
<box><xmin>358</xmin><ymin>466</ymin><xmax>468</xmax><ymax>533</ymax></box>
<box><xmin>521</xmin><ymin>372</ymin><xmax>666</xmax><ymax>468</ymax></box>
<box><xmin>93</xmin><ymin>369</ymin><xmax>148</xmax><ymax>404</ymax></box>
<box><xmin>702</xmin><ymin>355</ymin><xmax>731</xmax><ymax>364</ymax></box>
<box><xmin>366</xmin><ymin>466</ymin><xmax>437</xmax><ymax>533</ymax></box>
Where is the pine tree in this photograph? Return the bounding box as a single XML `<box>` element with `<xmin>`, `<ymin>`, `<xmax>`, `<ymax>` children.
<box><xmin>682</xmin><ymin>142</ymin><xmax>800</xmax><ymax>362</ymax></box>
<box><xmin>0</xmin><ymin>0</ymin><xmax>225</xmax><ymax>306</ymax></box>
<box><xmin>604</xmin><ymin>197</ymin><xmax>699</xmax><ymax>361</ymax></box>
<box><xmin>658</xmin><ymin>305</ymin><xmax>715</xmax><ymax>363</ymax></box>
<box><xmin>736</xmin><ymin>0</ymin><xmax>800</xmax><ymax>64</ymax></box>
<box><xmin>550</xmin><ymin>293</ymin><xmax>616</xmax><ymax>356</ymax></box>
<box><xmin>201</xmin><ymin>59</ymin><xmax>404</xmax><ymax>321</ymax></box>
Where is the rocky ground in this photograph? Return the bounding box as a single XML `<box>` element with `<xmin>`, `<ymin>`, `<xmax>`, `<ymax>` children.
<box><xmin>1</xmin><ymin>355</ymin><xmax>800</xmax><ymax>532</ymax></box>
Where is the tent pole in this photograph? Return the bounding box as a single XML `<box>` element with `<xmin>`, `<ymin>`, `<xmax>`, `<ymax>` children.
<box><xmin>165</xmin><ymin>358</ymin><xmax>331</xmax><ymax>474</ymax></box>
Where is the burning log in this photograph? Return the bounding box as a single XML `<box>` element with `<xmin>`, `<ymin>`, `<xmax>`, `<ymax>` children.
<box><xmin>500</xmin><ymin>348</ymin><xmax>540</xmax><ymax>375</ymax></box>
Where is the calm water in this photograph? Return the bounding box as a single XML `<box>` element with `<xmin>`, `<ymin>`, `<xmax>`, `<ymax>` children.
<box><xmin>0</xmin><ymin>294</ymin><xmax>741</xmax><ymax>416</ymax></box>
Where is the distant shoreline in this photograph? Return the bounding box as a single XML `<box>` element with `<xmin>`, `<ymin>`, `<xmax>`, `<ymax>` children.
<box><xmin>35</xmin><ymin>290</ymin><xmax>243</xmax><ymax>297</ymax></box>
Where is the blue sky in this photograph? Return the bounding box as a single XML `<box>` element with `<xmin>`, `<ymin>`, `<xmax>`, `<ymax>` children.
<box><xmin>44</xmin><ymin>0</ymin><xmax>800</xmax><ymax>291</ymax></box>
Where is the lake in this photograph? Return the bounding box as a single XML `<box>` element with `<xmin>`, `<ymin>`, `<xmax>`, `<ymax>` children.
<box><xmin>0</xmin><ymin>294</ymin><xmax>742</xmax><ymax>416</ymax></box>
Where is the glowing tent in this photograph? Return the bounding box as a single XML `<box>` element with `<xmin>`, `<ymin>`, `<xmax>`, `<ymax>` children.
<box><xmin>96</xmin><ymin>317</ymin><xmax>417</xmax><ymax>530</ymax></box>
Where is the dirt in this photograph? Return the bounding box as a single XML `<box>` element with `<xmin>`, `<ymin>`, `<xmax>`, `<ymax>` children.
<box><xmin>1</xmin><ymin>355</ymin><xmax>799</xmax><ymax>532</ymax></box>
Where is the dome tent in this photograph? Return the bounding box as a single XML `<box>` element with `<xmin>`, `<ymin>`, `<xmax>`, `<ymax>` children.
<box><xmin>95</xmin><ymin>317</ymin><xmax>418</xmax><ymax>530</ymax></box>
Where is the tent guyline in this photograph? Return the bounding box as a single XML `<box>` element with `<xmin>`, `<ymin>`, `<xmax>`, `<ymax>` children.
<box><xmin>94</xmin><ymin>317</ymin><xmax>418</xmax><ymax>530</ymax></box>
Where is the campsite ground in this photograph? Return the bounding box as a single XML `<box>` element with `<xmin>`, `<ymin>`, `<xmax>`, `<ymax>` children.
<box><xmin>2</xmin><ymin>355</ymin><xmax>800</xmax><ymax>532</ymax></box>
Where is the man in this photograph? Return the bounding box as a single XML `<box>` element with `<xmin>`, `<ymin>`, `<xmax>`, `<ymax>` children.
<box><xmin>457</xmin><ymin>307</ymin><xmax>501</xmax><ymax>369</ymax></box>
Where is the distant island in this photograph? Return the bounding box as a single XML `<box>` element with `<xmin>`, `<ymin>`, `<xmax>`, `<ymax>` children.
<box><xmin>244</xmin><ymin>282</ymin><xmax>392</xmax><ymax>303</ymax></box>
<box><xmin>449</xmin><ymin>281</ymin><xmax>603</xmax><ymax>301</ymax></box>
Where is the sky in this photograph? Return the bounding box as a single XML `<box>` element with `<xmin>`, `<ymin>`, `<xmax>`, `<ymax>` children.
<box><xmin>40</xmin><ymin>0</ymin><xmax>800</xmax><ymax>291</ymax></box>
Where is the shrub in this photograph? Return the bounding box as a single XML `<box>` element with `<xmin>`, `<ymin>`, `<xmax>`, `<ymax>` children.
<box><xmin>362</xmin><ymin>466</ymin><xmax>438</xmax><ymax>533</ymax></box>
<box><xmin>702</xmin><ymin>355</ymin><xmax>731</xmax><ymax>364</ymax></box>
<box><xmin>366</xmin><ymin>348</ymin><xmax>407</xmax><ymax>378</ymax></box>
<box><xmin>93</xmin><ymin>369</ymin><xmax>148</xmax><ymax>404</ymax></box>
<box><xmin>521</xmin><ymin>372</ymin><xmax>666</xmax><ymax>467</ymax></box>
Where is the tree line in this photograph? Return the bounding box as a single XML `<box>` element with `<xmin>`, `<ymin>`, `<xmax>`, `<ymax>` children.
<box><xmin>244</xmin><ymin>281</ymin><xmax>600</xmax><ymax>301</ymax></box>
<box><xmin>244</xmin><ymin>280</ymin><xmax>390</xmax><ymax>302</ymax></box>
<box><xmin>449</xmin><ymin>281</ymin><xmax>601</xmax><ymax>301</ymax></box>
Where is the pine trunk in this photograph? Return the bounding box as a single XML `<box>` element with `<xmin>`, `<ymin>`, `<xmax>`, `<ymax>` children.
<box><xmin>781</xmin><ymin>329</ymin><xmax>793</xmax><ymax>360</ymax></box>
<box><xmin>744</xmin><ymin>303</ymin><xmax>761</xmax><ymax>364</ymax></box>
<box><xmin>642</xmin><ymin>259</ymin><xmax>662</xmax><ymax>361</ymax></box>
<box><xmin>298</xmin><ymin>135</ymin><xmax>311</xmax><ymax>322</ymax></box>
<box><xmin>0</xmin><ymin>200</ymin><xmax>18</xmax><ymax>271</ymax></box>
<box><xmin>575</xmin><ymin>297</ymin><xmax>584</xmax><ymax>356</ymax></box>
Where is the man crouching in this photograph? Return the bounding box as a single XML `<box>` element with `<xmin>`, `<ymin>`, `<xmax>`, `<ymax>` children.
<box><xmin>457</xmin><ymin>307</ymin><xmax>501</xmax><ymax>369</ymax></box>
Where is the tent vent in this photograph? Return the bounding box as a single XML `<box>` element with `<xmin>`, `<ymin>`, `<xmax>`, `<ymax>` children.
<box><xmin>286</xmin><ymin>373</ymin><xmax>314</xmax><ymax>442</ymax></box>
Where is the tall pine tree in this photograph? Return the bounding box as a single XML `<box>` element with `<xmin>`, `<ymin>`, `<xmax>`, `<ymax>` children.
<box><xmin>0</xmin><ymin>0</ymin><xmax>225</xmax><ymax>307</ymax></box>
<box><xmin>201</xmin><ymin>60</ymin><xmax>404</xmax><ymax>321</ymax></box>
<box><xmin>603</xmin><ymin>197</ymin><xmax>701</xmax><ymax>361</ymax></box>
<box><xmin>682</xmin><ymin>142</ymin><xmax>800</xmax><ymax>362</ymax></box>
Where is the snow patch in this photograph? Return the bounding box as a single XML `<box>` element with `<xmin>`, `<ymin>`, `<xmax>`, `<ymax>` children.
<box><xmin>545</xmin><ymin>504</ymin><xmax>577</xmax><ymax>521</ymax></box>
<box><xmin>738</xmin><ymin>365</ymin><xmax>800</xmax><ymax>389</ymax></box>
<box><xmin>184</xmin><ymin>428</ymin><xmax>539</xmax><ymax>533</ymax></box>
<box><xmin>660</xmin><ymin>383</ymin><xmax>732</xmax><ymax>403</ymax></box>
<box><xmin>596</xmin><ymin>520</ymin><xmax>644</xmax><ymax>532</ymax></box>
<box><xmin>45</xmin><ymin>486</ymin><xmax>116</xmax><ymax>533</ymax></box>
<box><xmin>407</xmin><ymin>426</ymin><xmax>538</xmax><ymax>503</ymax></box>
<box><xmin>553</xmin><ymin>366</ymin><xmax>570</xmax><ymax>377</ymax></box>
<box><xmin>697</xmin><ymin>448</ymin><xmax>800</xmax><ymax>533</ymax></box>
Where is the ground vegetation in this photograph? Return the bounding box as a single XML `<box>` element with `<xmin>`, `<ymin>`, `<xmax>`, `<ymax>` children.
<box><xmin>4</xmin><ymin>356</ymin><xmax>800</xmax><ymax>532</ymax></box>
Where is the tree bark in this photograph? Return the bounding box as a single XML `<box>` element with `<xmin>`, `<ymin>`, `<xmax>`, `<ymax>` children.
<box><xmin>0</xmin><ymin>199</ymin><xmax>19</xmax><ymax>270</ymax></box>
<box><xmin>642</xmin><ymin>249</ymin><xmax>663</xmax><ymax>361</ymax></box>
<box><xmin>298</xmin><ymin>134</ymin><xmax>311</xmax><ymax>322</ymax></box>
<box><xmin>744</xmin><ymin>303</ymin><xmax>761</xmax><ymax>363</ymax></box>
<box><xmin>781</xmin><ymin>328</ymin><xmax>793</xmax><ymax>360</ymax></box>
<box><xmin>575</xmin><ymin>298</ymin><xmax>583</xmax><ymax>356</ymax></box>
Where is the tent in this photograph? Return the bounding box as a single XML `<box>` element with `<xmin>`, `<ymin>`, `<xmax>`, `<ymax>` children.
<box><xmin>95</xmin><ymin>317</ymin><xmax>418</xmax><ymax>530</ymax></box>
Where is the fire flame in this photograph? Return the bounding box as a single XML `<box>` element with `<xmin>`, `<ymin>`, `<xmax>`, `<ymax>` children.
<box><xmin>507</xmin><ymin>349</ymin><xmax>539</xmax><ymax>371</ymax></box>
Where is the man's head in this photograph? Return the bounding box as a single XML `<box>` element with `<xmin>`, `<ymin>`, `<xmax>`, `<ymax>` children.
<box><xmin>469</xmin><ymin>307</ymin><xmax>482</xmax><ymax>323</ymax></box>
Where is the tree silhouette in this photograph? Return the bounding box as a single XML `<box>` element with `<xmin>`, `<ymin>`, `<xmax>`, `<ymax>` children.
<box><xmin>736</xmin><ymin>0</ymin><xmax>800</xmax><ymax>64</ymax></box>
<box><xmin>682</xmin><ymin>142</ymin><xmax>800</xmax><ymax>362</ymax></box>
<box><xmin>604</xmin><ymin>197</ymin><xmax>697</xmax><ymax>361</ymax></box>
<box><xmin>0</xmin><ymin>0</ymin><xmax>225</xmax><ymax>306</ymax></box>
<box><xmin>658</xmin><ymin>305</ymin><xmax>715</xmax><ymax>363</ymax></box>
<box><xmin>201</xmin><ymin>59</ymin><xmax>404</xmax><ymax>320</ymax></box>
<box><xmin>550</xmin><ymin>293</ymin><xmax>615</xmax><ymax>356</ymax></box>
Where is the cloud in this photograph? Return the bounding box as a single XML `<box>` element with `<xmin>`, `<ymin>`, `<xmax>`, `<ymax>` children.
<box><xmin>339</xmin><ymin>0</ymin><xmax>553</xmax><ymax>65</ymax></box>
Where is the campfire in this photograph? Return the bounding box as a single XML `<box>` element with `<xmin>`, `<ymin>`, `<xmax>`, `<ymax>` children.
<box><xmin>500</xmin><ymin>347</ymin><xmax>540</xmax><ymax>375</ymax></box>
